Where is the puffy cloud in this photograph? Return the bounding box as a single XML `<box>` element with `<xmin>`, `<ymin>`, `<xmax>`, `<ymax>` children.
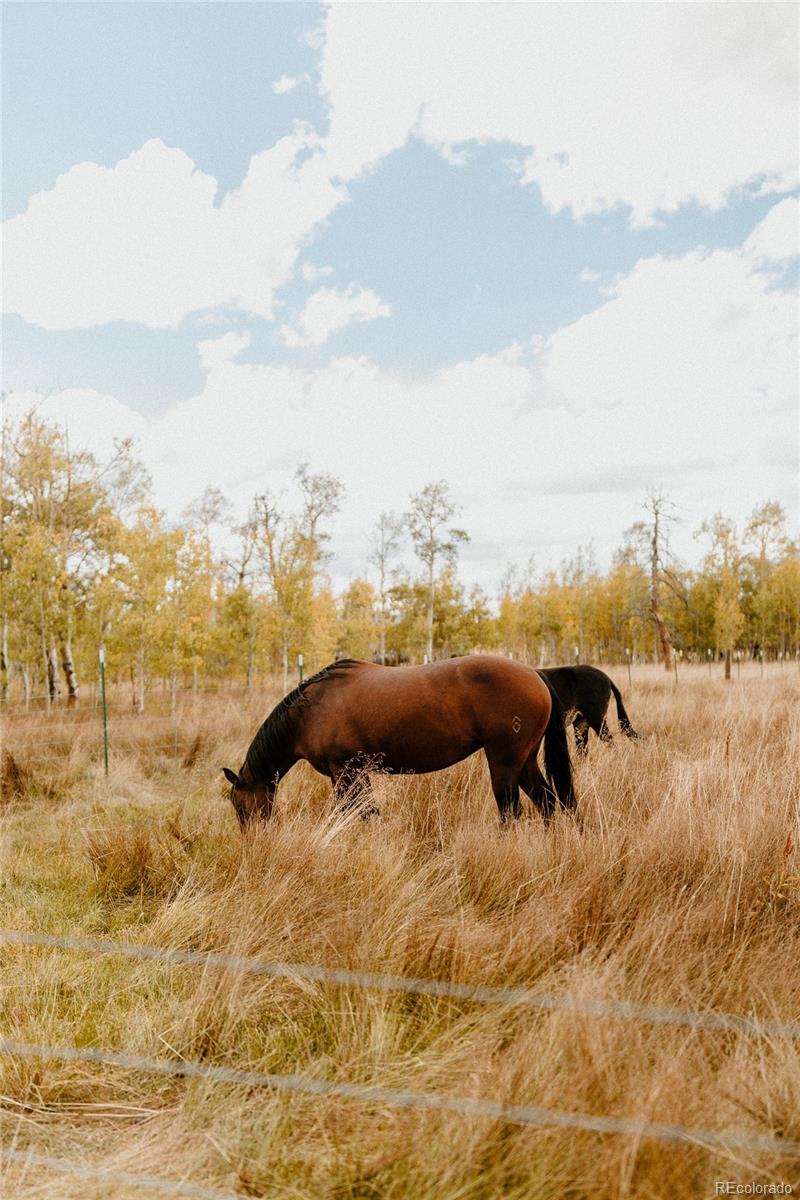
<box><xmin>7</xmin><ymin>204</ymin><xmax>795</xmax><ymax>584</ymax></box>
<box><xmin>272</xmin><ymin>73</ymin><xmax>310</xmax><ymax>95</ymax></box>
<box><xmin>742</xmin><ymin>196</ymin><xmax>799</xmax><ymax>265</ymax></box>
<box><xmin>280</xmin><ymin>283</ymin><xmax>391</xmax><ymax>347</ymax></box>
<box><xmin>4</xmin><ymin>388</ymin><xmax>147</xmax><ymax>465</ymax></box>
<box><xmin>2</xmin><ymin>134</ymin><xmax>347</xmax><ymax>330</ymax></box>
<box><xmin>320</xmin><ymin>4</ymin><xmax>798</xmax><ymax>225</ymax></box>
<box><xmin>537</xmin><ymin>247</ymin><xmax>795</xmax><ymax>463</ymax></box>
<box><xmin>197</xmin><ymin>331</ymin><xmax>252</xmax><ymax>372</ymax></box>
<box><xmin>5</xmin><ymin>6</ymin><xmax>795</xmax><ymax>337</ymax></box>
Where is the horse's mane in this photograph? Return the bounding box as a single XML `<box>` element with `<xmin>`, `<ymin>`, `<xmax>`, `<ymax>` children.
<box><xmin>245</xmin><ymin>659</ymin><xmax>362</xmax><ymax>782</ymax></box>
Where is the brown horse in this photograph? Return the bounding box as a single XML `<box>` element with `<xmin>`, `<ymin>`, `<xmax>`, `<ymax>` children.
<box><xmin>223</xmin><ymin>655</ymin><xmax>575</xmax><ymax>828</ymax></box>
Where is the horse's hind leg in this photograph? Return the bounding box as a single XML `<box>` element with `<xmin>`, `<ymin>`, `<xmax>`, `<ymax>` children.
<box><xmin>573</xmin><ymin>715</ymin><xmax>590</xmax><ymax>757</ymax></box>
<box><xmin>485</xmin><ymin>755</ymin><xmax>522</xmax><ymax>823</ymax></box>
<box><xmin>582</xmin><ymin>693</ymin><xmax>613</xmax><ymax>745</ymax></box>
<box><xmin>519</xmin><ymin>753</ymin><xmax>556</xmax><ymax>824</ymax></box>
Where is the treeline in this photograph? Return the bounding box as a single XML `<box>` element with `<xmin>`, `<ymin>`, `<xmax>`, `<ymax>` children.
<box><xmin>1</xmin><ymin>411</ymin><xmax>798</xmax><ymax>707</ymax></box>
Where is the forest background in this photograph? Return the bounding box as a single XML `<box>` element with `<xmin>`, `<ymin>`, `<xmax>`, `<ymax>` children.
<box><xmin>2</xmin><ymin>410</ymin><xmax>798</xmax><ymax>710</ymax></box>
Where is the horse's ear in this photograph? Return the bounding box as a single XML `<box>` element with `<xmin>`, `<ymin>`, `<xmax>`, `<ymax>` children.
<box><xmin>222</xmin><ymin>767</ymin><xmax>242</xmax><ymax>787</ymax></box>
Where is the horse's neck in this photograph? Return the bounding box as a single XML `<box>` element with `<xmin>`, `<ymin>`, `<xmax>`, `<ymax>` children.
<box><xmin>249</xmin><ymin>707</ymin><xmax>300</xmax><ymax>784</ymax></box>
<box><xmin>274</xmin><ymin>705</ymin><xmax>302</xmax><ymax>776</ymax></box>
<box><xmin>247</xmin><ymin>750</ymin><xmax>294</xmax><ymax>789</ymax></box>
<box><xmin>270</xmin><ymin>747</ymin><xmax>299</xmax><ymax>780</ymax></box>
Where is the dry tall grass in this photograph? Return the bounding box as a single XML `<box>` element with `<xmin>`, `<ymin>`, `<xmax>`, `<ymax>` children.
<box><xmin>1</xmin><ymin>665</ymin><xmax>799</xmax><ymax>1199</ymax></box>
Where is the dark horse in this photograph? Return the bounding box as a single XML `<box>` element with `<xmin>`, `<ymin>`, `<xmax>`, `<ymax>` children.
<box><xmin>223</xmin><ymin>656</ymin><xmax>575</xmax><ymax>828</ymax></box>
<box><xmin>538</xmin><ymin>665</ymin><xmax>640</xmax><ymax>756</ymax></box>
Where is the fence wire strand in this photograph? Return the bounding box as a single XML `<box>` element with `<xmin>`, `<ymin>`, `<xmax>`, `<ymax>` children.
<box><xmin>2</xmin><ymin>747</ymin><xmax>223</xmax><ymax>774</ymax></box>
<box><xmin>2</xmin><ymin>1037</ymin><xmax>799</xmax><ymax>1158</ymax></box>
<box><xmin>1</xmin><ymin>1148</ymin><xmax>240</xmax><ymax>1200</ymax></box>
<box><xmin>3</xmin><ymin>928</ymin><xmax>799</xmax><ymax>1041</ymax></box>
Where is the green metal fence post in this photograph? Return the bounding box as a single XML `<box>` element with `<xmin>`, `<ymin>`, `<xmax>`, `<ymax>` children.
<box><xmin>99</xmin><ymin>645</ymin><xmax>109</xmax><ymax>777</ymax></box>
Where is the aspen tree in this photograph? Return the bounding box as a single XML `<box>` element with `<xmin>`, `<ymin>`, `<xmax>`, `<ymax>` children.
<box><xmin>407</xmin><ymin>482</ymin><xmax>468</xmax><ymax>662</ymax></box>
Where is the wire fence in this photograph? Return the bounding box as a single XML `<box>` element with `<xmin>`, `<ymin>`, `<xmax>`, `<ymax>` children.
<box><xmin>3</xmin><ymin>926</ymin><xmax>800</xmax><ymax>1200</ymax></box>
<box><xmin>1</xmin><ymin>710</ymin><xmax>231</xmax><ymax>729</ymax></box>
<box><xmin>2</xmin><ymin>735</ymin><xmax>228</xmax><ymax>775</ymax></box>
<box><xmin>2</xmin><ymin>709</ymin><xmax>243</xmax><ymax>776</ymax></box>
<box><xmin>3</xmin><ymin>708</ymin><xmax>252</xmax><ymax>725</ymax></box>
<box><xmin>2</xmin><ymin>1038</ymin><xmax>799</xmax><ymax>1158</ymax></box>
<box><xmin>0</xmin><ymin>1148</ymin><xmax>241</xmax><ymax>1200</ymax></box>
<box><xmin>4</xmin><ymin>928</ymin><xmax>800</xmax><ymax>1040</ymax></box>
<box><xmin>1</xmin><ymin>682</ymin><xmax>272</xmax><ymax>717</ymax></box>
<box><xmin>4</xmin><ymin>716</ymin><xmax>220</xmax><ymax>728</ymax></box>
<box><xmin>2</xmin><ymin>743</ymin><xmax>218</xmax><ymax>763</ymax></box>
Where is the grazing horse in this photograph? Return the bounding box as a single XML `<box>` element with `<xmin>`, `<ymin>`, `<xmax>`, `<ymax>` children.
<box><xmin>223</xmin><ymin>656</ymin><xmax>575</xmax><ymax>828</ymax></box>
<box><xmin>538</xmin><ymin>665</ymin><xmax>641</xmax><ymax>756</ymax></box>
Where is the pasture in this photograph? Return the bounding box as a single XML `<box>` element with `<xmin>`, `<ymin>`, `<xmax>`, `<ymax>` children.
<box><xmin>2</xmin><ymin>664</ymin><xmax>799</xmax><ymax>1199</ymax></box>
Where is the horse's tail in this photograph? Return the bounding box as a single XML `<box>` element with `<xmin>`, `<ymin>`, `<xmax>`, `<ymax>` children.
<box><xmin>609</xmin><ymin>678</ymin><xmax>640</xmax><ymax>739</ymax></box>
<box><xmin>540</xmin><ymin>676</ymin><xmax>576</xmax><ymax>813</ymax></box>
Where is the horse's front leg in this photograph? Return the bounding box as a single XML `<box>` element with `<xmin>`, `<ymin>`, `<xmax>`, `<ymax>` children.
<box><xmin>331</xmin><ymin>758</ymin><xmax>380</xmax><ymax>820</ymax></box>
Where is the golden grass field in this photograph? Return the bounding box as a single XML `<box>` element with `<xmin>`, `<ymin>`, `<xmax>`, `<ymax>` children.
<box><xmin>1</xmin><ymin>663</ymin><xmax>799</xmax><ymax>1199</ymax></box>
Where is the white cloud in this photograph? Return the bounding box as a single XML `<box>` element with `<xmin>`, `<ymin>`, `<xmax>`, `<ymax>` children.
<box><xmin>197</xmin><ymin>331</ymin><xmax>251</xmax><ymax>372</ymax></box>
<box><xmin>300</xmin><ymin>262</ymin><xmax>334</xmax><ymax>281</ymax></box>
<box><xmin>5</xmin><ymin>7</ymin><xmax>795</xmax><ymax>337</ymax></box>
<box><xmin>320</xmin><ymin>4</ymin><xmax>798</xmax><ymax>225</ymax></box>
<box><xmin>742</xmin><ymin>195</ymin><xmax>799</xmax><ymax>265</ymax></box>
<box><xmin>280</xmin><ymin>283</ymin><xmax>391</xmax><ymax>347</ymax></box>
<box><xmin>272</xmin><ymin>73</ymin><xmax>310</xmax><ymax>95</ymax></box>
<box><xmin>2</xmin><ymin>134</ymin><xmax>347</xmax><ymax>330</ymax></box>
<box><xmin>7</xmin><ymin>203</ymin><xmax>795</xmax><ymax>586</ymax></box>
<box><xmin>4</xmin><ymin>388</ymin><xmax>147</xmax><ymax>465</ymax></box>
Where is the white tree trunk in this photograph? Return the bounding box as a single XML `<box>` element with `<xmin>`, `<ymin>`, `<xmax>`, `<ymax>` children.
<box><xmin>60</xmin><ymin>636</ymin><xmax>79</xmax><ymax>703</ymax></box>
<box><xmin>46</xmin><ymin>643</ymin><xmax>61</xmax><ymax>703</ymax></box>
<box><xmin>650</xmin><ymin>523</ymin><xmax>673</xmax><ymax>671</ymax></box>
<box><xmin>137</xmin><ymin>646</ymin><xmax>145</xmax><ymax>715</ymax></box>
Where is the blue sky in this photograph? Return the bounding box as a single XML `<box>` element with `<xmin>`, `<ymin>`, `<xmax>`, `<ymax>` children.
<box><xmin>3</xmin><ymin>3</ymin><xmax>798</xmax><ymax>586</ymax></box>
<box><xmin>3</xmin><ymin>3</ymin><xmax>324</xmax><ymax>219</ymax></box>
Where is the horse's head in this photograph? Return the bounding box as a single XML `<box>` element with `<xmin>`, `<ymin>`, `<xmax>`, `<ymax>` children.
<box><xmin>222</xmin><ymin>763</ymin><xmax>276</xmax><ymax>828</ymax></box>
